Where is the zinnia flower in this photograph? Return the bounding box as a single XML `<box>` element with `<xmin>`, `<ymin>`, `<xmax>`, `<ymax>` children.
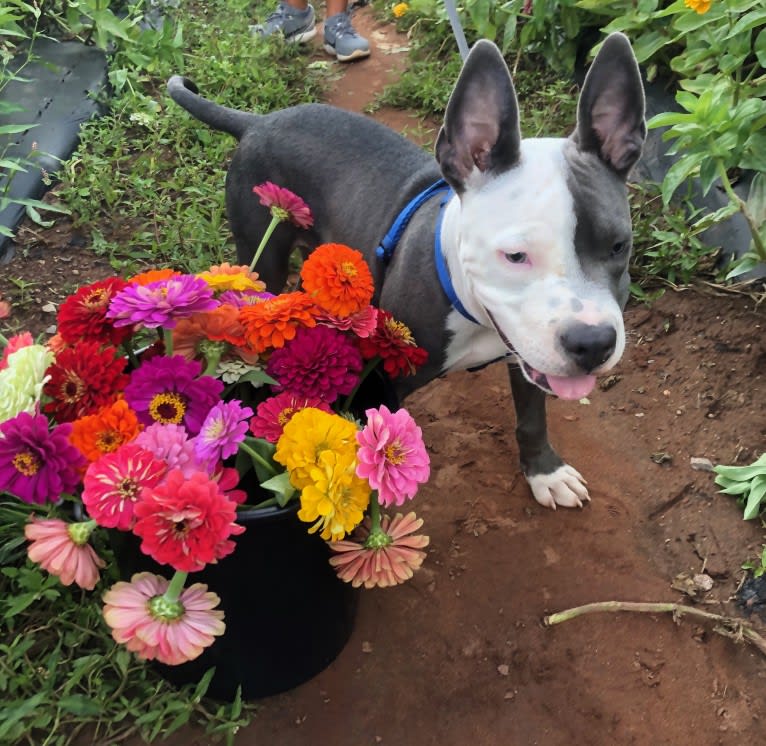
<box><xmin>249</xmin><ymin>392</ymin><xmax>333</xmax><ymax>443</ymax></box>
<box><xmin>102</xmin><ymin>572</ymin><xmax>225</xmax><ymax>665</ymax></box>
<box><xmin>252</xmin><ymin>181</ymin><xmax>313</xmax><ymax>229</ymax></box>
<box><xmin>0</xmin><ymin>344</ymin><xmax>53</xmax><ymax>423</ymax></box>
<box><xmin>43</xmin><ymin>341</ymin><xmax>128</xmax><ymax>423</ymax></box>
<box><xmin>296</xmin><ymin>448</ymin><xmax>371</xmax><ymax>541</ymax></box>
<box><xmin>300</xmin><ymin>243</ymin><xmax>374</xmax><ymax>318</ymax></box>
<box><xmin>197</xmin><ymin>263</ymin><xmax>266</xmax><ymax>293</ymax></box>
<box><xmin>124</xmin><ymin>355</ymin><xmax>223</xmax><ymax>435</ymax></box>
<box><xmin>266</xmin><ymin>325</ymin><xmax>362</xmax><ymax>403</ymax></box>
<box><xmin>172</xmin><ymin>305</ymin><xmax>247</xmax><ymax>361</ymax></box>
<box><xmin>274</xmin><ymin>407</ymin><xmax>359</xmax><ymax>490</ymax></box>
<box><xmin>133</xmin><ymin>469</ymin><xmax>245</xmax><ymax>572</ymax></box>
<box><xmin>25</xmin><ymin>517</ymin><xmax>105</xmax><ymax>590</ymax></box>
<box><xmin>684</xmin><ymin>0</ymin><xmax>711</xmax><ymax>13</ymax></box>
<box><xmin>0</xmin><ymin>412</ymin><xmax>85</xmax><ymax>504</ymax></box>
<box><xmin>0</xmin><ymin>331</ymin><xmax>34</xmax><ymax>370</ymax></box>
<box><xmin>358</xmin><ymin>309</ymin><xmax>428</xmax><ymax>378</ymax></box>
<box><xmin>56</xmin><ymin>277</ymin><xmax>131</xmax><ymax>346</ymax></box>
<box><xmin>316</xmin><ymin>304</ymin><xmax>378</xmax><ymax>337</ymax></box>
<box><xmin>239</xmin><ymin>292</ymin><xmax>317</xmax><ymax>354</ymax></box>
<box><xmin>329</xmin><ymin>512</ymin><xmax>429</xmax><ymax>588</ymax></box>
<box><xmin>134</xmin><ymin>422</ymin><xmax>205</xmax><ymax>477</ymax></box>
<box><xmin>194</xmin><ymin>399</ymin><xmax>254</xmax><ymax>465</ymax></box>
<box><xmin>70</xmin><ymin>399</ymin><xmax>142</xmax><ymax>462</ymax></box>
<box><xmin>356</xmin><ymin>405</ymin><xmax>430</xmax><ymax>507</ymax></box>
<box><xmin>217</xmin><ymin>289</ymin><xmax>274</xmax><ymax>308</ymax></box>
<box><xmin>82</xmin><ymin>443</ymin><xmax>167</xmax><ymax>530</ymax></box>
<box><xmin>107</xmin><ymin>275</ymin><xmax>218</xmax><ymax>329</ymax></box>
<box><xmin>130</xmin><ymin>268</ymin><xmax>181</xmax><ymax>285</ymax></box>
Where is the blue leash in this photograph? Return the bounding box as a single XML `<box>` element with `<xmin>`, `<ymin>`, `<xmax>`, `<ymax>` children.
<box><xmin>375</xmin><ymin>179</ymin><xmax>480</xmax><ymax>325</ymax></box>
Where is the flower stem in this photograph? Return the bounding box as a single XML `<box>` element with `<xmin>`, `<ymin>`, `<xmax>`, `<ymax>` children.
<box><xmin>163</xmin><ymin>327</ymin><xmax>174</xmax><ymax>357</ymax></box>
<box><xmin>342</xmin><ymin>356</ymin><xmax>381</xmax><ymax>412</ymax></box>
<box><xmin>164</xmin><ymin>571</ymin><xmax>188</xmax><ymax>604</ymax></box>
<box><xmin>368</xmin><ymin>490</ymin><xmax>382</xmax><ymax>534</ymax></box>
<box><xmin>249</xmin><ymin>215</ymin><xmax>281</xmax><ymax>272</ymax></box>
<box><xmin>715</xmin><ymin>158</ymin><xmax>766</xmax><ymax>261</ymax></box>
<box><xmin>239</xmin><ymin>441</ymin><xmax>278</xmax><ymax>476</ymax></box>
<box><xmin>543</xmin><ymin>600</ymin><xmax>766</xmax><ymax>657</ymax></box>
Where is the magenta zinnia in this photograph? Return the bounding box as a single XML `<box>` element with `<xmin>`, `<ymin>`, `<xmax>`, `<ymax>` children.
<box><xmin>82</xmin><ymin>444</ymin><xmax>167</xmax><ymax>530</ymax></box>
<box><xmin>124</xmin><ymin>355</ymin><xmax>224</xmax><ymax>435</ymax></box>
<box><xmin>0</xmin><ymin>412</ymin><xmax>85</xmax><ymax>504</ymax></box>
<box><xmin>107</xmin><ymin>274</ymin><xmax>218</xmax><ymax>329</ymax></box>
<box><xmin>25</xmin><ymin>517</ymin><xmax>105</xmax><ymax>590</ymax></box>
<box><xmin>194</xmin><ymin>399</ymin><xmax>254</xmax><ymax>465</ymax></box>
<box><xmin>252</xmin><ymin>181</ymin><xmax>313</xmax><ymax>229</ymax></box>
<box><xmin>266</xmin><ymin>325</ymin><xmax>362</xmax><ymax>403</ymax></box>
<box><xmin>329</xmin><ymin>512</ymin><xmax>430</xmax><ymax>588</ymax></box>
<box><xmin>356</xmin><ymin>405</ymin><xmax>430</xmax><ymax>507</ymax></box>
<box><xmin>133</xmin><ymin>469</ymin><xmax>245</xmax><ymax>572</ymax></box>
<box><xmin>102</xmin><ymin>572</ymin><xmax>225</xmax><ymax>665</ymax></box>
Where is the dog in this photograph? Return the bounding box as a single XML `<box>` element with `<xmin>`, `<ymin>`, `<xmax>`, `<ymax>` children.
<box><xmin>166</xmin><ymin>32</ymin><xmax>646</xmax><ymax>510</ymax></box>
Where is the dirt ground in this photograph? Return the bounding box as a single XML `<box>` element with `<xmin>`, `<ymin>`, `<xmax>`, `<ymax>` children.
<box><xmin>2</xmin><ymin>9</ymin><xmax>766</xmax><ymax>745</ymax></box>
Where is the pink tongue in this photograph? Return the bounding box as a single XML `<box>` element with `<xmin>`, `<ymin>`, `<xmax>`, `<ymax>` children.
<box><xmin>546</xmin><ymin>374</ymin><xmax>597</xmax><ymax>400</ymax></box>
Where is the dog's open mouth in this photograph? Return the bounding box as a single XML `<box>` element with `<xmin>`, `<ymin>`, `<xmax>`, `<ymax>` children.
<box><xmin>484</xmin><ymin>308</ymin><xmax>597</xmax><ymax>400</ymax></box>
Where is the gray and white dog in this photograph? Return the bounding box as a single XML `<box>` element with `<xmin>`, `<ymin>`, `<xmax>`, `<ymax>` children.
<box><xmin>167</xmin><ymin>32</ymin><xmax>646</xmax><ymax>510</ymax></box>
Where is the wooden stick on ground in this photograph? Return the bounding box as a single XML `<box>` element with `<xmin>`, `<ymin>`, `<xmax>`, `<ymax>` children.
<box><xmin>543</xmin><ymin>600</ymin><xmax>766</xmax><ymax>657</ymax></box>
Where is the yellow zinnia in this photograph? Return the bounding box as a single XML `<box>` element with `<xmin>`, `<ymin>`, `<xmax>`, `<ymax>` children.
<box><xmin>297</xmin><ymin>449</ymin><xmax>371</xmax><ymax>541</ymax></box>
<box><xmin>683</xmin><ymin>0</ymin><xmax>712</xmax><ymax>13</ymax></box>
<box><xmin>393</xmin><ymin>2</ymin><xmax>408</xmax><ymax>18</ymax></box>
<box><xmin>275</xmin><ymin>408</ymin><xmax>359</xmax><ymax>489</ymax></box>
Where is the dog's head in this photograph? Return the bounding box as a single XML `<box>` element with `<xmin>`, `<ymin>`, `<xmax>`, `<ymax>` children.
<box><xmin>435</xmin><ymin>34</ymin><xmax>646</xmax><ymax>399</ymax></box>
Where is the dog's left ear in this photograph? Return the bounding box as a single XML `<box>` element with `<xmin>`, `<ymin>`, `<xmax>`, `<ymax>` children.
<box><xmin>435</xmin><ymin>40</ymin><xmax>521</xmax><ymax>193</ymax></box>
<box><xmin>573</xmin><ymin>32</ymin><xmax>646</xmax><ymax>179</ymax></box>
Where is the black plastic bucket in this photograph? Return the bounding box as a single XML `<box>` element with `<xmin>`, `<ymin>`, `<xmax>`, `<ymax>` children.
<box><xmin>110</xmin><ymin>501</ymin><xmax>358</xmax><ymax>701</ymax></box>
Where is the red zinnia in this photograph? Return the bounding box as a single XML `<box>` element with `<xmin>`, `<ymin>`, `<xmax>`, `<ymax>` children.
<box><xmin>133</xmin><ymin>469</ymin><xmax>245</xmax><ymax>573</ymax></box>
<box><xmin>358</xmin><ymin>309</ymin><xmax>428</xmax><ymax>378</ymax></box>
<box><xmin>57</xmin><ymin>277</ymin><xmax>132</xmax><ymax>346</ymax></box>
<box><xmin>43</xmin><ymin>341</ymin><xmax>129</xmax><ymax>422</ymax></box>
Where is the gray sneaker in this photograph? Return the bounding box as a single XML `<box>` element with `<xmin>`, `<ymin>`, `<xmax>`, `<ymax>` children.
<box><xmin>323</xmin><ymin>11</ymin><xmax>370</xmax><ymax>62</ymax></box>
<box><xmin>251</xmin><ymin>3</ymin><xmax>317</xmax><ymax>43</ymax></box>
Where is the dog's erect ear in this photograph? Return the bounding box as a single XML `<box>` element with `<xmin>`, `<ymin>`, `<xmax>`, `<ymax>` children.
<box><xmin>573</xmin><ymin>32</ymin><xmax>646</xmax><ymax>179</ymax></box>
<box><xmin>435</xmin><ymin>40</ymin><xmax>521</xmax><ymax>193</ymax></box>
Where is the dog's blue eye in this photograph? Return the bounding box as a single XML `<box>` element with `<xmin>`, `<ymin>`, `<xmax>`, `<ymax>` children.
<box><xmin>611</xmin><ymin>241</ymin><xmax>628</xmax><ymax>257</ymax></box>
<box><xmin>505</xmin><ymin>252</ymin><xmax>528</xmax><ymax>265</ymax></box>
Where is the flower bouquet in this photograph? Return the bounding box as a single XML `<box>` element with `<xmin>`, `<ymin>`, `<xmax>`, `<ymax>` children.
<box><xmin>0</xmin><ymin>182</ymin><xmax>431</xmax><ymax>694</ymax></box>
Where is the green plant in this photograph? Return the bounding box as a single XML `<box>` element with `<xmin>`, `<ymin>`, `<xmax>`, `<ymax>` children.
<box><xmin>715</xmin><ymin>453</ymin><xmax>766</xmax><ymax>520</ymax></box>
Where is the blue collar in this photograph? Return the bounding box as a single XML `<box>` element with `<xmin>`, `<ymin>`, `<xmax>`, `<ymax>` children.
<box><xmin>376</xmin><ymin>179</ymin><xmax>480</xmax><ymax>325</ymax></box>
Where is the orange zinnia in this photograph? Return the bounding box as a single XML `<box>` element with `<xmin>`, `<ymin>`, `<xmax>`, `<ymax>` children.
<box><xmin>70</xmin><ymin>399</ymin><xmax>142</xmax><ymax>462</ymax></box>
<box><xmin>300</xmin><ymin>243</ymin><xmax>374</xmax><ymax>318</ymax></box>
<box><xmin>239</xmin><ymin>292</ymin><xmax>317</xmax><ymax>353</ymax></box>
<box><xmin>173</xmin><ymin>305</ymin><xmax>248</xmax><ymax>360</ymax></box>
<box><xmin>130</xmin><ymin>268</ymin><xmax>180</xmax><ymax>286</ymax></box>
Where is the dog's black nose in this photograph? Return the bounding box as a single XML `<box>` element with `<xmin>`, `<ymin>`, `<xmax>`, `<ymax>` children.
<box><xmin>559</xmin><ymin>322</ymin><xmax>617</xmax><ymax>373</ymax></box>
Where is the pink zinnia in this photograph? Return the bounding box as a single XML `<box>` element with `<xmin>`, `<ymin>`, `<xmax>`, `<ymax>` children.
<box><xmin>0</xmin><ymin>412</ymin><xmax>85</xmax><ymax>504</ymax></box>
<box><xmin>266</xmin><ymin>325</ymin><xmax>362</xmax><ymax>403</ymax></box>
<box><xmin>102</xmin><ymin>572</ymin><xmax>225</xmax><ymax>665</ymax></box>
<box><xmin>248</xmin><ymin>391</ymin><xmax>333</xmax><ymax>443</ymax></box>
<box><xmin>356</xmin><ymin>405</ymin><xmax>430</xmax><ymax>507</ymax></box>
<box><xmin>0</xmin><ymin>331</ymin><xmax>34</xmax><ymax>370</ymax></box>
<box><xmin>329</xmin><ymin>512</ymin><xmax>430</xmax><ymax>589</ymax></box>
<box><xmin>315</xmin><ymin>305</ymin><xmax>378</xmax><ymax>337</ymax></box>
<box><xmin>194</xmin><ymin>399</ymin><xmax>254</xmax><ymax>465</ymax></box>
<box><xmin>25</xmin><ymin>517</ymin><xmax>106</xmax><ymax>590</ymax></box>
<box><xmin>252</xmin><ymin>182</ymin><xmax>313</xmax><ymax>229</ymax></box>
<box><xmin>134</xmin><ymin>423</ymin><xmax>204</xmax><ymax>478</ymax></box>
<box><xmin>133</xmin><ymin>469</ymin><xmax>245</xmax><ymax>573</ymax></box>
<box><xmin>106</xmin><ymin>275</ymin><xmax>218</xmax><ymax>329</ymax></box>
<box><xmin>82</xmin><ymin>443</ymin><xmax>167</xmax><ymax>530</ymax></box>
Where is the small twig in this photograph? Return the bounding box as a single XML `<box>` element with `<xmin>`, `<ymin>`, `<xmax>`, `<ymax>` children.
<box><xmin>543</xmin><ymin>600</ymin><xmax>766</xmax><ymax>657</ymax></box>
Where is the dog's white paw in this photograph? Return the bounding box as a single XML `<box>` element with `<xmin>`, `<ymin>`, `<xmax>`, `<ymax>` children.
<box><xmin>526</xmin><ymin>465</ymin><xmax>590</xmax><ymax>510</ymax></box>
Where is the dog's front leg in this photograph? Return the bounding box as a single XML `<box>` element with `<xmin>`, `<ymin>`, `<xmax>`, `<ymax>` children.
<box><xmin>508</xmin><ymin>364</ymin><xmax>590</xmax><ymax>510</ymax></box>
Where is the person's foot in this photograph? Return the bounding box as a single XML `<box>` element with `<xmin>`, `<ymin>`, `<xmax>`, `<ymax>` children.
<box><xmin>323</xmin><ymin>11</ymin><xmax>370</xmax><ymax>62</ymax></box>
<box><xmin>251</xmin><ymin>3</ymin><xmax>317</xmax><ymax>43</ymax></box>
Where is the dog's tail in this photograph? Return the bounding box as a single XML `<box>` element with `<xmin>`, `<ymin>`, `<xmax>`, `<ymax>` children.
<box><xmin>166</xmin><ymin>76</ymin><xmax>255</xmax><ymax>139</ymax></box>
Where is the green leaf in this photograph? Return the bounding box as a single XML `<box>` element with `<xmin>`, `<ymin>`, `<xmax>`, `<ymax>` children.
<box><xmin>259</xmin><ymin>471</ymin><xmax>296</xmax><ymax>507</ymax></box>
<box><xmin>58</xmin><ymin>695</ymin><xmax>103</xmax><ymax>717</ymax></box>
<box><xmin>713</xmin><ymin>454</ymin><xmax>766</xmax><ymax>480</ymax></box>
<box><xmin>743</xmin><ymin>477</ymin><xmax>766</xmax><ymax>520</ymax></box>
<box><xmin>236</xmin><ymin>369</ymin><xmax>278</xmax><ymax>387</ymax></box>
<box><xmin>660</xmin><ymin>153</ymin><xmax>705</xmax><ymax>205</ymax></box>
